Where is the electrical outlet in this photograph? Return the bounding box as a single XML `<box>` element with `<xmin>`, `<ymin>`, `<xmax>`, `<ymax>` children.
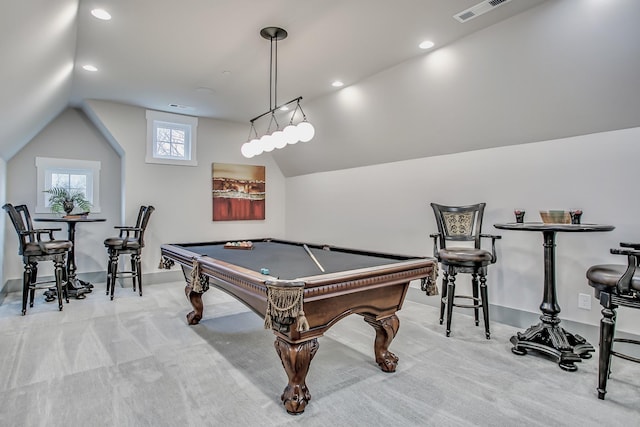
<box><xmin>578</xmin><ymin>293</ymin><xmax>592</xmax><ymax>310</ymax></box>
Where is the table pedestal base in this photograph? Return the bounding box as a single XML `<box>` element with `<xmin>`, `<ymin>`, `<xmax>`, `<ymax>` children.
<box><xmin>44</xmin><ymin>278</ymin><xmax>92</xmax><ymax>301</ymax></box>
<box><xmin>68</xmin><ymin>278</ymin><xmax>92</xmax><ymax>298</ymax></box>
<box><xmin>510</xmin><ymin>317</ymin><xmax>594</xmax><ymax>371</ymax></box>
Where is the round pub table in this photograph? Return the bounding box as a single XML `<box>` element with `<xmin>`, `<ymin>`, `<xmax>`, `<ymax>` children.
<box><xmin>494</xmin><ymin>222</ymin><xmax>614</xmax><ymax>371</ymax></box>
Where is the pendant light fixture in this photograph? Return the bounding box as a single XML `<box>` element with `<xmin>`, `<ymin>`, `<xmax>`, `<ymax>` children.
<box><xmin>241</xmin><ymin>27</ymin><xmax>315</xmax><ymax>158</ymax></box>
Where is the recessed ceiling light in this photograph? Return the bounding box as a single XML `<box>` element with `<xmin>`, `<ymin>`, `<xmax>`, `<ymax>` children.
<box><xmin>419</xmin><ymin>40</ymin><xmax>435</xmax><ymax>50</ymax></box>
<box><xmin>332</xmin><ymin>81</ymin><xmax>344</xmax><ymax>87</ymax></box>
<box><xmin>91</xmin><ymin>9</ymin><xmax>112</xmax><ymax>20</ymax></box>
<box><xmin>82</xmin><ymin>65</ymin><xmax>98</xmax><ymax>72</ymax></box>
<box><xmin>196</xmin><ymin>86</ymin><xmax>215</xmax><ymax>94</ymax></box>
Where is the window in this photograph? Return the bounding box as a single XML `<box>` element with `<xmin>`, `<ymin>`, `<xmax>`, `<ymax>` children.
<box><xmin>146</xmin><ymin>110</ymin><xmax>198</xmax><ymax>166</ymax></box>
<box><xmin>35</xmin><ymin>157</ymin><xmax>102</xmax><ymax>213</ymax></box>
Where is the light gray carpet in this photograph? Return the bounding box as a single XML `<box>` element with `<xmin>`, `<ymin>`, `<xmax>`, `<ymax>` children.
<box><xmin>0</xmin><ymin>281</ymin><xmax>639</xmax><ymax>426</ymax></box>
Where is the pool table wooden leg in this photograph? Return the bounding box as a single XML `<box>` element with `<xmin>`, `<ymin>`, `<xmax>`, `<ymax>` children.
<box><xmin>185</xmin><ymin>284</ymin><xmax>203</xmax><ymax>325</ymax></box>
<box><xmin>364</xmin><ymin>314</ymin><xmax>400</xmax><ymax>372</ymax></box>
<box><xmin>274</xmin><ymin>337</ymin><xmax>319</xmax><ymax>415</ymax></box>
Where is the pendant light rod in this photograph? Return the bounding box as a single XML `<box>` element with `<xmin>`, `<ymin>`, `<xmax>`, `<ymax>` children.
<box><xmin>241</xmin><ymin>26</ymin><xmax>315</xmax><ymax>158</ymax></box>
<box><xmin>249</xmin><ymin>96</ymin><xmax>303</xmax><ymax>123</ymax></box>
<box><xmin>260</xmin><ymin>27</ymin><xmax>287</xmax><ymax>111</ymax></box>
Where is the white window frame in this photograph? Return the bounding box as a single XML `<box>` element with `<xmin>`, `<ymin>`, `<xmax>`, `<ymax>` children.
<box><xmin>35</xmin><ymin>157</ymin><xmax>102</xmax><ymax>213</ymax></box>
<box><xmin>146</xmin><ymin>110</ymin><xmax>198</xmax><ymax>166</ymax></box>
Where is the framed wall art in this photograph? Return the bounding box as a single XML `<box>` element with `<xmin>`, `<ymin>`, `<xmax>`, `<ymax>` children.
<box><xmin>211</xmin><ymin>163</ymin><xmax>265</xmax><ymax>221</ymax></box>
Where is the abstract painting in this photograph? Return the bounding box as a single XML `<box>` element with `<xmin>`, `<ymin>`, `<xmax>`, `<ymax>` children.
<box><xmin>212</xmin><ymin>163</ymin><xmax>265</xmax><ymax>221</ymax></box>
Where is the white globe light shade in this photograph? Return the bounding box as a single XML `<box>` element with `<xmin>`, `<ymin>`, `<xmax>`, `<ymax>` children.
<box><xmin>252</xmin><ymin>138</ymin><xmax>264</xmax><ymax>156</ymax></box>
<box><xmin>241</xmin><ymin>142</ymin><xmax>255</xmax><ymax>158</ymax></box>
<box><xmin>262</xmin><ymin>134</ymin><xmax>275</xmax><ymax>152</ymax></box>
<box><xmin>249</xmin><ymin>137</ymin><xmax>261</xmax><ymax>155</ymax></box>
<box><xmin>283</xmin><ymin>124</ymin><xmax>300</xmax><ymax>145</ymax></box>
<box><xmin>272</xmin><ymin>130</ymin><xmax>287</xmax><ymax>149</ymax></box>
<box><xmin>297</xmin><ymin>121</ymin><xmax>315</xmax><ymax>142</ymax></box>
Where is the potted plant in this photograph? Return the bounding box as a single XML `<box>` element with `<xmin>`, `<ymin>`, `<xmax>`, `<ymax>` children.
<box><xmin>44</xmin><ymin>187</ymin><xmax>92</xmax><ymax>215</ymax></box>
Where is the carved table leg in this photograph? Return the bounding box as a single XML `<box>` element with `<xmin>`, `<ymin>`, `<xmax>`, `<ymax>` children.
<box><xmin>364</xmin><ymin>314</ymin><xmax>400</xmax><ymax>372</ymax></box>
<box><xmin>181</xmin><ymin>264</ymin><xmax>209</xmax><ymax>325</ymax></box>
<box><xmin>274</xmin><ymin>337</ymin><xmax>319</xmax><ymax>415</ymax></box>
<box><xmin>185</xmin><ymin>284</ymin><xmax>203</xmax><ymax>325</ymax></box>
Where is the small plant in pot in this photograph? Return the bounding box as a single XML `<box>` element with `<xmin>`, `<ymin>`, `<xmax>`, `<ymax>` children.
<box><xmin>45</xmin><ymin>187</ymin><xmax>91</xmax><ymax>216</ymax></box>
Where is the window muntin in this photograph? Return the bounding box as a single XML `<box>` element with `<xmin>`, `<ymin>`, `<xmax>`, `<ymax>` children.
<box><xmin>51</xmin><ymin>171</ymin><xmax>89</xmax><ymax>195</ymax></box>
<box><xmin>155</xmin><ymin>121</ymin><xmax>189</xmax><ymax>160</ymax></box>
<box><xmin>146</xmin><ymin>110</ymin><xmax>198</xmax><ymax>166</ymax></box>
<box><xmin>35</xmin><ymin>157</ymin><xmax>101</xmax><ymax>213</ymax></box>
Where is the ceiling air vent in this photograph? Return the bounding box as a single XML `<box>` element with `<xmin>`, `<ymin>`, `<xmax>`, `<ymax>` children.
<box><xmin>454</xmin><ymin>0</ymin><xmax>513</xmax><ymax>23</ymax></box>
<box><xmin>168</xmin><ymin>103</ymin><xmax>193</xmax><ymax>110</ymax></box>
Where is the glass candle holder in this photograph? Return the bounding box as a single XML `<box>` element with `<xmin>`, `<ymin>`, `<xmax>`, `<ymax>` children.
<box><xmin>570</xmin><ymin>210</ymin><xmax>583</xmax><ymax>224</ymax></box>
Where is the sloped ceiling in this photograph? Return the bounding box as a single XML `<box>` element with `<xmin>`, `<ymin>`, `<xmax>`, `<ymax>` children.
<box><xmin>271</xmin><ymin>0</ymin><xmax>640</xmax><ymax>176</ymax></box>
<box><xmin>4</xmin><ymin>1</ymin><xmax>640</xmax><ymax>177</ymax></box>
<box><xmin>1</xmin><ymin>0</ymin><xmax>547</xmax><ymax>165</ymax></box>
<box><xmin>0</xmin><ymin>0</ymin><xmax>78</xmax><ymax>159</ymax></box>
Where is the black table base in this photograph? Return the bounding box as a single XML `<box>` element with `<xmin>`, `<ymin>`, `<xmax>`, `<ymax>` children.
<box><xmin>44</xmin><ymin>278</ymin><xmax>92</xmax><ymax>301</ymax></box>
<box><xmin>493</xmin><ymin>222</ymin><xmax>614</xmax><ymax>371</ymax></box>
<box><xmin>510</xmin><ymin>314</ymin><xmax>594</xmax><ymax>371</ymax></box>
<box><xmin>35</xmin><ymin>216</ymin><xmax>106</xmax><ymax>303</ymax></box>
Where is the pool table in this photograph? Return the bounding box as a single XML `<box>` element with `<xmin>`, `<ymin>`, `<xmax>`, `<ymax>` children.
<box><xmin>160</xmin><ymin>238</ymin><xmax>436</xmax><ymax>414</ymax></box>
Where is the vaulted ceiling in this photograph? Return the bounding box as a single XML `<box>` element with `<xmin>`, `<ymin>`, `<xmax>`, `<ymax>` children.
<box><xmin>5</xmin><ymin>1</ymin><xmax>640</xmax><ymax>178</ymax></box>
<box><xmin>1</xmin><ymin>0</ymin><xmax>547</xmax><ymax>162</ymax></box>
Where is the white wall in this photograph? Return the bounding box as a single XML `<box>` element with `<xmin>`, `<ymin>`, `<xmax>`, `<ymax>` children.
<box><xmin>83</xmin><ymin>100</ymin><xmax>287</xmax><ymax>275</ymax></box>
<box><xmin>285</xmin><ymin>127</ymin><xmax>640</xmax><ymax>335</ymax></box>
<box><xmin>3</xmin><ymin>101</ymin><xmax>287</xmax><ymax>290</ymax></box>
<box><xmin>4</xmin><ymin>108</ymin><xmax>120</xmax><ymax>281</ymax></box>
<box><xmin>0</xmin><ymin>158</ymin><xmax>6</xmax><ymax>291</ymax></box>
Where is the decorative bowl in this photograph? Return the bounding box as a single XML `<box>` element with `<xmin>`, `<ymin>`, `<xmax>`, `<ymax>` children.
<box><xmin>539</xmin><ymin>210</ymin><xmax>570</xmax><ymax>224</ymax></box>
